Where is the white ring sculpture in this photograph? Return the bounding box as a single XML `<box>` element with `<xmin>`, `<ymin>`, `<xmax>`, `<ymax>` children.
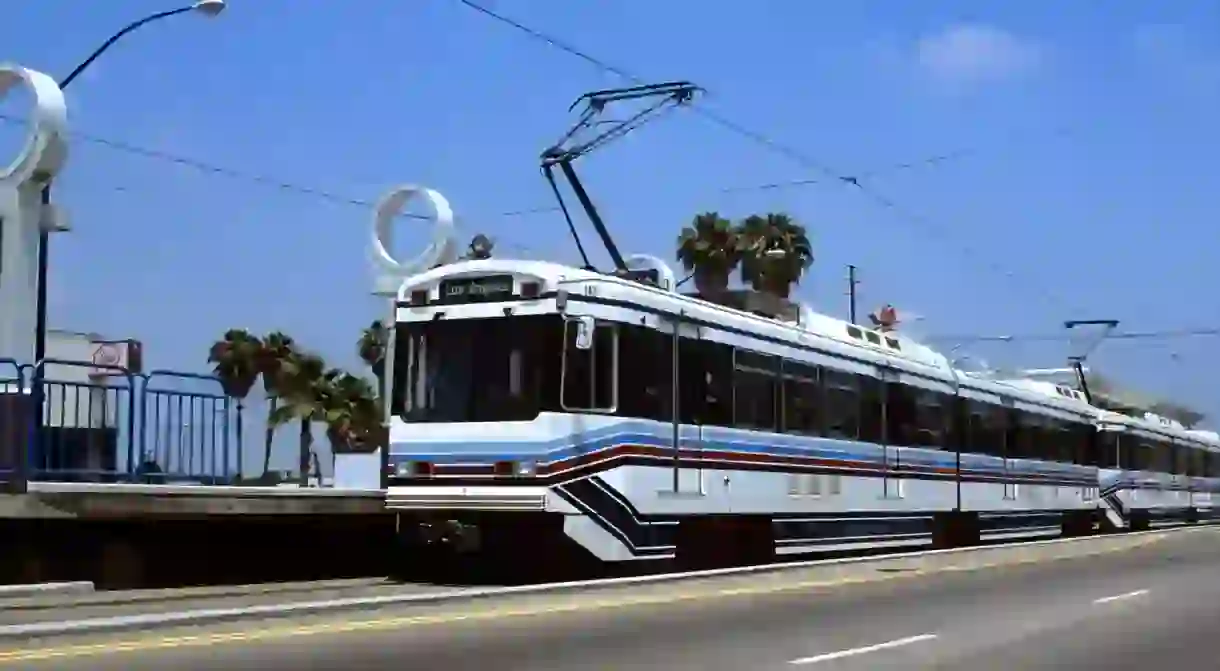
<box><xmin>369</xmin><ymin>184</ymin><xmax>458</xmax><ymax>296</ymax></box>
<box><xmin>0</xmin><ymin>63</ymin><xmax>67</xmax><ymax>187</ymax></box>
<box><xmin>0</xmin><ymin>64</ymin><xmax>68</xmax><ymax>365</ymax></box>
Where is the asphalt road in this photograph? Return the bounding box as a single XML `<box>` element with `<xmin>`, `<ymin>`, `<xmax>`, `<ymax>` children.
<box><xmin>1</xmin><ymin>528</ymin><xmax>1217</xmax><ymax>669</ymax></box>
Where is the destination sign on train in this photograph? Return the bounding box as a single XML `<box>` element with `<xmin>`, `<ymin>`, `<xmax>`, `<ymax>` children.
<box><xmin>440</xmin><ymin>275</ymin><xmax>515</xmax><ymax>300</ymax></box>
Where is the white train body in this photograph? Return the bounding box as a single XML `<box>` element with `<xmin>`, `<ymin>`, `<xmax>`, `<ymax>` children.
<box><xmin>1096</xmin><ymin>412</ymin><xmax>1220</xmax><ymax>530</ymax></box>
<box><xmin>382</xmin><ymin>258</ymin><xmax>1212</xmax><ymax>565</ymax></box>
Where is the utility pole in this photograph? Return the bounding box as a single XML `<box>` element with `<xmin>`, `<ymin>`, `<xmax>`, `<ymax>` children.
<box><xmin>847</xmin><ymin>264</ymin><xmax>859</xmax><ymax>324</ymax></box>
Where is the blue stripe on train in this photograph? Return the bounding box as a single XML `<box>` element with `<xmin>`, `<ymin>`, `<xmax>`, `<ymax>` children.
<box><xmin>389</xmin><ymin>420</ymin><xmax>1090</xmax><ymax>478</ymax></box>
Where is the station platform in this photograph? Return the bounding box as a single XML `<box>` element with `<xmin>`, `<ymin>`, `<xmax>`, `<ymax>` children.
<box><xmin>0</xmin><ymin>350</ymin><xmax>395</xmax><ymax>590</ymax></box>
<box><xmin>0</xmin><ymin>482</ymin><xmax>386</xmax><ymax>519</ymax></box>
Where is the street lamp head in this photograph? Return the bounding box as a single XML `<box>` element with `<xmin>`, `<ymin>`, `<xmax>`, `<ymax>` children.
<box><xmin>192</xmin><ymin>0</ymin><xmax>226</xmax><ymax>17</ymax></box>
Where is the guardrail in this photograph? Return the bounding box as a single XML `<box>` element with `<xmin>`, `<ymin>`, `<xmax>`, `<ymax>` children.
<box><xmin>0</xmin><ymin>361</ymin><xmax>242</xmax><ymax>489</ymax></box>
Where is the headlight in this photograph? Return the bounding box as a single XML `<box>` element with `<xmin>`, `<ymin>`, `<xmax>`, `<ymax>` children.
<box><xmin>516</xmin><ymin>461</ymin><xmax>537</xmax><ymax>476</ymax></box>
<box><xmin>395</xmin><ymin>462</ymin><xmax>414</xmax><ymax>477</ymax></box>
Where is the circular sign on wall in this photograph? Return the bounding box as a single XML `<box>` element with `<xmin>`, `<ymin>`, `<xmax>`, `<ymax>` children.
<box><xmin>91</xmin><ymin>343</ymin><xmax>121</xmax><ymax>367</ymax></box>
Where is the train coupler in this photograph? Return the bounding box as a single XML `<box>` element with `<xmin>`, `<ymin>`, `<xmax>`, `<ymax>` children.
<box><xmin>416</xmin><ymin>518</ymin><xmax>483</xmax><ymax>554</ymax></box>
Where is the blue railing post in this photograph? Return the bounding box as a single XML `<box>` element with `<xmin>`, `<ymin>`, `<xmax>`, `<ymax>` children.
<box><xmin>27</xmin><ymin>361</ymin><xmax>44</xmax><ymax>483</ymax></box>
<box><xmin>135</xmin><ymin>373</ymin><xmax>147</xmax><ymax>478</ymax></box>
<box><xmin>17</xmin><ymin>362</ymin><xmax>30</xmax><ymax>493</ymax></box>
<box><xmin>222</xmin><ymin>395</ymin><xmax>232</xmax><ymax>480</ymax></box>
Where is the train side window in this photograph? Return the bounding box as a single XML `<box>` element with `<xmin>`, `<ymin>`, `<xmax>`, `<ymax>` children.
<box><xmin>967</xmin><ymin>401</ymin><xmax>1006</xmax><ymax>458</ymax></box>
<box><xmin>617</xmin><ymin>325</ymin><xmax>671</xmax><ymax>422</ymax></box>
<box><xmin>858</xmin><ymin>374</ymin><xmax>884</xmax><ymax>444</ymax></box>
<box><xmin>1050</xmin><ymin>419</ymin><xmax>1070</xmax><ymax>464</ymax></box>
<box><xmin>1189</xmin><ymin>447</ymin><xmax>1206</xmax><ymax>477</ymax></box>
<box><xmin>1007</xmin><ymin>409</ymin><xmax>1030</xmax><ymax>460</ymax></box>
<box><xmin>1076</xmin><ymin>422</ymin><xmax>1099</xmax><ymax>466</ymax></box>
<box><xmin>781</xmin><ymin>360</ymin><xmax>821</xmax><ymax>435</ymax></box>
<box><xmin>823</xmin><ymin>369</ymin><xmax>860</xmax><ymax>440</ymax></box>
<box><xmin>1019</xmin><ymin>407</ymin><xmax>1049</xmax><ymax>460</ymax></box>
<box><xmin>733</xmin><ymin>349</ymin><xmax>779</xmax><ymax>431</ymax></box>
<box><xmin>884</xmin><ymin>382</ymin><xmax>916</xmax><ymax>446</ymax></box>
<box><xmin>1036</xmin><ymin>417</ymin><xmax>1063</xmax><ymax>463</ymax></box>
<box><xmin>1135</xmin><ymin>439</ymin><xmax>1155</xmax><ymax>472</ymax></box>
<box><xmin>700</xmin><ymin>340</ymin><xmax>734</xmax><ymax>427</ymax></box>
<box><xmin>1174</xmin><ymin>442</ymin><xmax>1191</xmax><ymax>475</ymax></box>
<box><xmin>1152</xmin><ymin>440</ymin><xmax>1174</xmax><ymax>474</ymax></box>
<box><xmin>965</xmin><ymin>402</ymin><xmax>986</xmax><ymax>457</ymax></box>
<box><xmin>561</xmin><ymin>319</ymin><xmax>617</xmax><ymax>412</ymax></box>
<box><xmin>1208</xmin><ymin>451</ymin><xmax>1220</xmax><ymax>478</ymax></box>
<box><xmin>987</xmin><ymin>403</ymin><xmax>1010</xmax><ymax>458</ymax></box>
<box><xmin>1097</xmin><ymin>432</ymin><xmax>1119</xmax><ymax>468</ymax></box>
<box><xmin>1063</xmin><ymin>421</ymin><xmax>1091</xmax><ymax>465</ymax></box>
<box><xmin>1115</xmin><ymin>434</ymin><xmax>1135</xmax><ymax>470</ymax></box>
<box><xmin>912</xmin><ymin>389</ymin><xmax>948</xmax><ymax>448</ymax></box>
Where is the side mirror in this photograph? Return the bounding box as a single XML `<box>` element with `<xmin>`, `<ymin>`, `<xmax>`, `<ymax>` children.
<box><xmin>574</xmin><ymin>316</ymin><xmax>595</xmax><ymax>351</ymax></box>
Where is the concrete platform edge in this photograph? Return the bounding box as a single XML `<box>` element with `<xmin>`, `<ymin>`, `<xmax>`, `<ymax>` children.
<box><xmin>0</xmin><ymin>582</ymin><xmax>93</xmax><ymax>599</ymax></box>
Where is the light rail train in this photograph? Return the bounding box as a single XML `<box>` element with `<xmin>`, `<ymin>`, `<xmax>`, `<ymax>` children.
<box><xmin>381</xmin><ymin>258</ymin><xmax>1220</xmax><ymax>571</ymax></box>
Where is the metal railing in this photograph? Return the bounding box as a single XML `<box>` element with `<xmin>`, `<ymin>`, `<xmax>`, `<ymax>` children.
<box><xmin>0</xmin><ymin>358</ymin><xmax>26</xmax><ymax>491</ymax></box>
<box><xmin>0</xmin><ymin>360</ymin><xmax>243</xmax><ymax>489</ymax></box>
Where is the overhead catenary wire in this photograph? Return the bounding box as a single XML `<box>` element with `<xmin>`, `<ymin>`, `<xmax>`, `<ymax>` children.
<box><xmin>924</xmin><ymin>327</ymin><xmax>1220</xmax><ymax>344</ymax></box>
<box><xmin>0</xmin><ymin>5</ymin><xmax>1085</xmax><ymax>301</ymax></box>
<box><xmin>0</xmin><ymin>109</ymin><xmax>1065</xmax><ymax>219</ymax></box>
<box><xmin>449</xmin><ymin>0</ymin><xmax>1083</xmax><ymax>317</ymax></box>
<box><xmin>0</xmin><ymin>104</ymin><xmax>1077</xmax><ymax>272</ymax></box>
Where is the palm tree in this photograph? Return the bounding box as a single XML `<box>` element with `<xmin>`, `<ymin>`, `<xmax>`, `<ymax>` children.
<box><xmin>271</xmin><ymin>351</ymin><xmax>328</xmax><ymax>486</ymax></box>
<box><xmin>675</xmin><ymin>212</ymin><xmax>742</xmax><ymax>294</ymax></box>
<box><xmin>357</xmin><ymin>320</ymin><xmax>389</xmax><ymax>394</ymax></box>
<box><xmin>738</xmin><ymin>213</ymin><xmax>814</xmax><ymax>299</ymax></box>
<box><xmin>256</xmin><ymin>332</ymin><xmax>296</xmax><ymax>478</ymax></box>
<box><xmin>354</xmin><ymin>322</ymin><xmax>391</xmax><ymax>454</ymax></box>
<box><xmin>321</xmin><ymin>371</ymin><xmax>381</xmax><ymax>458</ymax></box>
<box><xmin>207</xmin><ymin>329</ymin><xmax>262</xmax><ymax>471</ymax></box>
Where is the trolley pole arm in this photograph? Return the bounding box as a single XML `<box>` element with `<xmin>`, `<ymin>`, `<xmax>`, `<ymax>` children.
<box><xmin>1063</xmin><ymin>319</ymin><xmax>1118</xmax><ymax>405</ymax></box>
<box><xmin>539</xmin><ymin>80</ymin><xmax>701</xmax><ymax>275</ymax></box>
<box><xmin>555</xmin><ymin>159</ymin><xmax>627</xmax><ymax>272</ymax></box>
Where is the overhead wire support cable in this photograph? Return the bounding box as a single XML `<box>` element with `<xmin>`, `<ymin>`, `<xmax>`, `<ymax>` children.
<box><xmin>450</xmin><ymin>0</ymin><xmax>1082</xmax><ymax>316</ymax></box>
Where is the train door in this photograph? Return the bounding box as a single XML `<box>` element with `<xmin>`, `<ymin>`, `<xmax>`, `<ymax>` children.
<box><xmin>662</xmin><ymin>315</ymin><xmax>705</xmax><ymax>496</ymax></box>
<box><xmin>873</xmin><ymin>366</ymin><xmax>902</xmax><ymax>499</ymax></box>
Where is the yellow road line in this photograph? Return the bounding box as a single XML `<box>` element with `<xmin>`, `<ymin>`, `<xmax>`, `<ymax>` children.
<box><xmin>0</xmin><ymin>535</ymin><xmax>1166</xmax><ymax>664</ymax></box>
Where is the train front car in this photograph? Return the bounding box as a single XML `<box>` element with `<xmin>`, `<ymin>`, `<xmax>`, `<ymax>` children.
<box><xmin>1095</xmin><ymin>411</ymin><xmax>1220</xmax><ymax>530</ymax></box>
<box><xmin>384</xmin><ymin>259</ymin><xmax>635</xmax><ymax>576</ymax></box>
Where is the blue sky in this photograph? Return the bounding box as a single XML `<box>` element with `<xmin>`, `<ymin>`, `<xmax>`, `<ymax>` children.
<box><xmin>3</xmin><ymin>1</ymin><xmax>1219</xmax><ymax>470</ymax></box>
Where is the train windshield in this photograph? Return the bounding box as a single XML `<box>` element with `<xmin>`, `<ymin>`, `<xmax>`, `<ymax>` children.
<box><xmin>392</xmin><ymin>315</ymin><xmax>563</xmax><ymax>423</ymax></box>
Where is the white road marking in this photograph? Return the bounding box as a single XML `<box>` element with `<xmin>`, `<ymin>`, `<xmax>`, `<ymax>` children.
<box><xmin>789</xmin><ymin>634</ymin><xmax>938</xmax><ymax>665</ymax></box>
<box><xmin>1093</xmin><ymin>589</ymin><xmax>1149</xmax><ymax>605</ymax></box>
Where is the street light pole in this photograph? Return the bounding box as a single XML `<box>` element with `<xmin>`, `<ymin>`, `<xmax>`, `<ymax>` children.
<box><xmin>32</xmin><ymin>0</ymin><xmax>226</xmax><ymax>365</ymax></box>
